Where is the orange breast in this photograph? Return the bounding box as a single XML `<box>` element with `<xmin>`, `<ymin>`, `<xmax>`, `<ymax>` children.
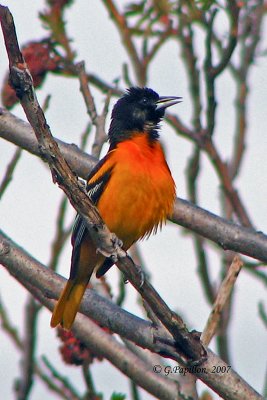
<box><xmin>97</xmin><ymin>134</ymin><xmax>176</xmax><ymax>249</ymax></box>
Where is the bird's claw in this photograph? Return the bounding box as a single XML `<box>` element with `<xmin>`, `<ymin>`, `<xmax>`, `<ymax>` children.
<box><xmin>133</xmin><ymin>264</ymin><xmax>145</xmax><ymax>288</ymax></box>
<box><xmin>122</xmin><ymin>264</ymin><xmax>145</xmax><ymax>287</ymax></box>
<box><xmin>111</xmin><ymin>233</ymin><xmax>123</xmax><ymax>250</ymax></box>
<box><xmin>96</xmin><ymin>232</ymin><xmax>123</xmax><ymax>261</ymax></box>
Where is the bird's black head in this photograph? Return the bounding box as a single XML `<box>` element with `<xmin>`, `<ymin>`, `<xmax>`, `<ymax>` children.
<box><xmin>108</xmin><ymin>87</ymin><xmax>181</xmax><ymax>145</ymax></box>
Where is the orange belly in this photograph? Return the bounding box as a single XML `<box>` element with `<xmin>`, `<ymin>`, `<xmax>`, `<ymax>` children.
<box><xmin>50</xmin><ymin>133</ymin><xmax>176</xmax><ymax>330</ymax></box>
<box><xmin>97</xmin><ymin>134</ymin><xmax>176</xmax><ymax>249</ymax></box>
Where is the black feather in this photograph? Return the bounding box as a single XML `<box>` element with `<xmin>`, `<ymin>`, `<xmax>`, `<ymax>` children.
<box><xmin>108</xmin><ymin>87</ymin><xmax>164</xmax><ymax>145</ymax></box>
<box><xmin>96</xmin><ymin>258</ymin><xmax>114</xmax><ymax>278</ymax></box>
<box><xmin>70</xmin><ymin>154</ymin><xmax>113</xmax><ymax>277</ymax></box>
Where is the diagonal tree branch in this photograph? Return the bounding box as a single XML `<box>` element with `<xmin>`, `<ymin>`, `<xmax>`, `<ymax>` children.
<box><xmin>0</xmin><ymin>229</ymin><xmax>263</xmax><ymax>400</ymax></box>
<box><xmin>1</xmin><ymin>3</ymin><xmax>265</xmax><ymax>399</ymax></box>
<box><xmin>201</xmin><ymin>256</ymin><xmax>243</xmax><ymax>346</ymax></box>
<box><xmin>1</xmin><ymin>109</ymin><xmax>267</xmax><ymax>263</ymax></box>
<box><xmin>0</xmin><ymin>2</ymin><xmax>205</xmax><ymax>364</ymax></box>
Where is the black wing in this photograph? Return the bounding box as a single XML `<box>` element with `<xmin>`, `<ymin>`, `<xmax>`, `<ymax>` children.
<box><xmin>96</xmin><ymin>258</ymin><xmax>114</xmax><ymax>278</ymax></box>
<box><xmin>70</xmin><ymin>154</ymin><xmax>113</xmax><ymax>277</ymax></box>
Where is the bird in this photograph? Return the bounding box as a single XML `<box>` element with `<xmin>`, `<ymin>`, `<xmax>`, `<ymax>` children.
<box><xmin>50</xmin><ymin>87</ymin><xmax>181</xmax><ymax>330</ymax></box>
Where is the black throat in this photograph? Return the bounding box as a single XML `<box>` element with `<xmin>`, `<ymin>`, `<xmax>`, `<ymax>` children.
<box><xmin>108</xmin><ymin>118</ymin><xmax>160</xmax><ymax>146</ymax></box>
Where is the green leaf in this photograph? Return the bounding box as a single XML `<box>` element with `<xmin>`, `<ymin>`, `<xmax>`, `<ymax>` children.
<box><xmin>124</xmin><ymin>1</ymin><xmax>145</xmax><ymax>17</ymax></box>
<box><xmin>110</xmin><ymin>393</ymin><xmax>127</xmax><ymax>400</ymax></box>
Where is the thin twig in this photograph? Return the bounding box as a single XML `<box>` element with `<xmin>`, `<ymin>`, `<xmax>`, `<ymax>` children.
<box><xmin>167</xmin><ymin>112</ymin><xmax>254</xmax><ymax>227</ymax></box>
<box><xmin>122</xmin><ymin>62</ymin><xmax>134</xmax><ymax>87</ymax></box>
<box><xmin>204</xmin><ymin>9</ymin><xmax>217</xmax><ymax>137</ymax></box>
<box><xmin>186</xmin><ymin>145</ymin><xmax>215</xmax><ymax>305</ymax></box>
<box><xmin>230</xmin><ymin>1</ymin><xmax>264</xmax><ymax>179</ymax></box>
<box><xmin>82</xmin><ymin>362</ymin><xmax>97</xmax><ymax>400</ymax></box>
<box><xmin>215</xmin><ymin>253</ymin><xmax>235</xmax><ymax>365</ymax></box>
<box><xmin>143</xmin><ymin>21</ymin><xmax>173</xmax><ymax>69</ymax></box>
<box><xmin>243</xmin><ymin>264</ymin><xmax>267</xmax><ymax>286</ymax></box>
<box><xmin>42</xmin><ymin>356</ymin><xmax>82</xmax><ymax>400</ymax></box>
<box><xmin>116</xmin><ymin>273</ymin><xmax>127</xmax><ymax>307</ymax></box>
<box><xmin>205</xmin><ymin>138</ymin><xmax>253</xmax><ymax>227</ymax></box>
<box><xmin>0</xmin><ymin>230</ymin><xmax>263</xmax><ymax>400</ymax></box>
<box><xmin>0</xmin><ymin>3</ymin><xmax>206</xmax><ymax>363</ymax></box>
<box><xmin>48</xmin><ymin>195</ymin><xmax>72</xmax><ymax>271</ymax></box>
<box><xmin>76</xmin><ymin>61</ymin><xmax>98</xmax><ymax>123</ymax></box>
<box><xmin>91</xmin><ymin>91</ymin><xmax>110</xmax><ymax>158</ymax></box>
<box><xmin>35</xmin><ymin>366</ymin><xmax>71</xmax><ymax>400</ymax></box>
<box><xmin>211</xmin><ymin>1</ymin><xmax>239</xmax><ymax>77</ymax></box>
<box><xmin>42</xmin><ymin>94</ymin><xmax>52</xmax><ymax>113</ymax></box>
<box><xmin>177</xmin><ymin>4</ymin><xmax>202</xmax><ymax>131</ymax></box>
<box><xmin>130</xmin><ymin>381</ymin><xmax>141</xmax><ymax>400</ymax></box>
<box><xmin>178</xmin><ymin>4</ymin><xmax>214</xmax><ymax>312</ymax></box>
<box><xmin>201</xmin><ymin>256</ymin><xmax>243</xmax><ymax>346</ymax></box>
<box><xmin>258</xmin><ymin>302</ymin><xmax>267</xmax><ymax>329</ymax></box>
<box><xmin>41</xmin><ymin>3</ymin><xmax>75</xmax><ymax>62</ymax></box>
<box><xmin>76</xmin><ymin>61</ymin><xmax>108</xmax><ymax>158</ymax></box>
<box><xmin>79</xmin><ymin>122</ymin><xmax>92</xmax><ymax>151</ymax></box>
<box><xmin>16</xmin><ymin>297</ymin><xmax>40</xmax><ymax>400</ymax></box>
<box><xmin>0</xmin><ymin>294</ymin><xmax>22</xmax><ymax>349</ymax></box>
<box><xmin>1</xmin><ymin>109</ymin><xmax>267</xmax><ymax>262</ymax></box>
<box><xmin>0</xmin><ymin>147</ymin><xmax>22</xmax><ymax>200</ymax></box>
<box><xmin>101</xmin><ymin>0</ymin><xmax>146</xmax><ymax>85</ymax></box>
<box><xmin>0</xmin><ymin>294</ymin><xmax>77</xmax><ymax>398</ymax></box>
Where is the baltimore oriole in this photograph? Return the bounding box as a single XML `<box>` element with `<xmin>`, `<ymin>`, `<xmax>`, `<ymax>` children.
<box><xmin>51</xmin><ymin>87</ymin><xmax>181</xmax><ymax>329</ymax></box>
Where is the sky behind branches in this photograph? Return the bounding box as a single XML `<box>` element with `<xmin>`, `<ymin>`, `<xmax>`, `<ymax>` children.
<box><xmin>0</xmin><ymin>1</ymin><xmax>266</xmax><ymax>399</ymax></box>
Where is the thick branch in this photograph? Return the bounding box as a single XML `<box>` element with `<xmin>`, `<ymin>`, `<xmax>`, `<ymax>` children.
<box><xmin>0</xmin><ymin>108</ymin><xmax>96</xmax><ymax>179</ymax></box>
<box><xmin>0</xmin><ymin>230</ymin><xmax>263</xmax><ymax>400</ymax></box>
<box><xmin>1</xmin><ymin>109</ymin><xmax>267</xmax><ymax>263</ymax></box>
<box><xmin>0</xmin><ymin>3</ymin><xmax>205</xmax><ymax>363</ymax></box>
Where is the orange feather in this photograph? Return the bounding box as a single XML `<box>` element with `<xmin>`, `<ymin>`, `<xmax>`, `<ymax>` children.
<box><xmin>51</xmin><ymin>86</ymin><xmax>180</xmax><ymax>330</ymax></box>
<box><xmin>50</xmin><ymin>133</ymin><xmax>175</xmax><ymax>329</ymax></box>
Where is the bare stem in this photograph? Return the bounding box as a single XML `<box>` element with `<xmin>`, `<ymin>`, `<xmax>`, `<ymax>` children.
<box><xmin>201</xmin><ymin>256</ymin><xmax>243</xmax><ymax>346</ymax></box>
<box><xmin>0</xmin><ymin>147</ymin><xmax>22</xmax><ymax>200</ymax></box>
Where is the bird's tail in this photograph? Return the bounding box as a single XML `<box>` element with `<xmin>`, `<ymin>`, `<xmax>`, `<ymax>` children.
<box><xmin>50</xmin><ymin>277</ymin><xmax>89</xmax><ymax>330</ymax></box>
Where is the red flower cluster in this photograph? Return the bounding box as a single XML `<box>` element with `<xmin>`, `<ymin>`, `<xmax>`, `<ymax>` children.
<box><xmin>57</xmin><ymin>323</ymin><xmax>112</xmax><ymax>366</ymax></box>
<box><xmin>1</xmin><ymin>41</ymin><xmax>60</xmax><ymax>108</ymax></box>
<box><xmin>57</xmin><ymin>327</ymin><xmax>99</xmax><ymax>366</ymax></box>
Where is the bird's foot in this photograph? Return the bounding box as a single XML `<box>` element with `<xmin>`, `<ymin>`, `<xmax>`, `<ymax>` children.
<box><xmin>122</xmin><ymin>264</ymin><xmax>145</xmax><ymax>288</ymax></box>
<box><xmin>135</xmin><ymin>264</ymin><xmax>146</xmax><ymax>288</ymax></box>
<box><xmin>96</xmin><ymin>232</ymin><xmax>123</xmax><ymax>261</ymax></box>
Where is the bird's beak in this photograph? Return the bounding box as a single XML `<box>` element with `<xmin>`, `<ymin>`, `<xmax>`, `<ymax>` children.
<box><xmin>156</xmin><ymin>96</ymin><xmax>182</xmax><ymax>111</ymax></box>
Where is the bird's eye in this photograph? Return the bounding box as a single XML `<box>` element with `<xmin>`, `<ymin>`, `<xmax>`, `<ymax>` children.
<box><xmin>141</xmin><ymin>97</ymin><xmax>148</xmax><ymax>105</ymax></box>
